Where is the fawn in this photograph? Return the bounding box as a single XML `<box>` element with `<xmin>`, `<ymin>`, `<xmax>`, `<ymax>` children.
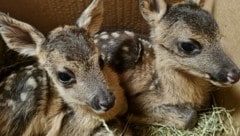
<box><xmin>0</xmin><ymin>0</ymin><xmax>130</xmax><ymax>135</ymax></box>
<box><xmin>94</xmin><ymin>0</ymin><xmax>240</xmax><ymax>129</ymax></box>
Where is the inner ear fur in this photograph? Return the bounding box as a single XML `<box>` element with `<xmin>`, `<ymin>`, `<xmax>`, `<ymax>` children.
<box><xmin>139</xmin><ymin>0</ymin><xmax>167</xmax><ymax>25</ymax></box>
<box><xmin>0</xmin><ymin>13</ymin><xmax>45</xmax><ymax>56</ymax></box>
<box><xmin>76</xmin><ymin>0</ymin><xmax>104</xmax><ymax>36</ymax></box>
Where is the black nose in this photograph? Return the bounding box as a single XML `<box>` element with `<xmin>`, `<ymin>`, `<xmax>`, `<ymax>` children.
<box><xmin>211</xmin><ymin>68</ymin><xmax>240</xmax><ymax>84</ymax></box>
<box><xmin>92</xmin><ymin>91</ymin><xmax>115</xmax><ymax>112</ymax></box>
<box><xmin>99</xmin><ymin>92</ymin><xmax>115</xmax><ymax>111</ymax></box>
<box><xmin>226</xmin><ymin>69</ymin><xmax>240</xmax><ymax>84</ymax></box>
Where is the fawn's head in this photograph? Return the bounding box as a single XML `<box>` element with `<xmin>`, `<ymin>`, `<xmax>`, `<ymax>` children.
<box><xmin>0</xmin><ymin>0</ymin><xmax>115</xmax><ymax>113</ymax></box>
<box><xmin>139</xmin><ymin>0</ymin><xmax>240</xmax><ymax>86</ymax></box>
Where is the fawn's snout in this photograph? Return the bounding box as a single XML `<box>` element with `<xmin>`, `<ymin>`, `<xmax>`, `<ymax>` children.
<box><xmin>211</xmin><ymin>68</ymin><xmax>240</xmax><ymax>84</ymax></box>
<box><xmin>91</xmin><ymin>89</ymin><xmax>115</xmax><ymax>112</ymax></box>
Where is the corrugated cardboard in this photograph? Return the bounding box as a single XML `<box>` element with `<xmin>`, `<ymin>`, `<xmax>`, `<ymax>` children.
<box><xmin>0</xmin><ymin>0</ymin><xmax>149</xmax><ymax>34</ymax></box>
<box><xmin>213</xmin><ymin>0</ymin><xmax>240</xmax><ymax>128</ymax></box>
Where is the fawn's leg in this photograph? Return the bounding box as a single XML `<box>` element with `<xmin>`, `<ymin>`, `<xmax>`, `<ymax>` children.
<box><xmin>128</xmin><ymin>91</ymin><xmax>198</xmax><ymax>129</ymax></box>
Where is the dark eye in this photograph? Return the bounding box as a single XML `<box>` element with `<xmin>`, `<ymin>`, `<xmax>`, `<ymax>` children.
<box><xmin>178</xmin><ymin>39</ymin><xmax>202</xmax><ymax>55</ymax></box>
<box><xmin>57</xmin><ymin>69</ymin><xmax>76</xmax><ymax>85</ymax></box>
<box><xmin>99</xmin><ymin>56</ymin><xmax>104</xmax><ymax>69</ymax></box>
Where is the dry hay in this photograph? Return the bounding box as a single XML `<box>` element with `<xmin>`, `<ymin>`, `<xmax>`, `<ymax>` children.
<box><xmin>131</xmin><ymin>107</ymin><xmax>239</xmax><ymax>136</ymax></box>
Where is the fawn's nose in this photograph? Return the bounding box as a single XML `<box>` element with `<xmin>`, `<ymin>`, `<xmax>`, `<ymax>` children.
<box><xmin>211</xmin><ymin>68</ymin><xmax>240</xmax><ymax>84</ymax></box>
<box><xmin>99</xmin><ymin>91</ymin><xmax>115</xmax><ymax>111</ymax></box>
<box><xmin>226</xmin><ymin>69</ymin><xmax>240</xmax><ymax>84</ymax></box>
<box><xmin>91</xmin><ymin>90</ymin><xmax>115</xmax><ymax>112</ymax></box>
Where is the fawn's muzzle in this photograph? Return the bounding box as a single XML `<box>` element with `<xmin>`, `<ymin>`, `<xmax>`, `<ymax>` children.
<box><xmin>91</xmin><ymin>90</ymin><xmax>115</xmax><ymax>112</ymax></box>
<box><xmin>210</xmin><ymin>68</ymin><xmax>240</xmax><ymax>84</ymax></box>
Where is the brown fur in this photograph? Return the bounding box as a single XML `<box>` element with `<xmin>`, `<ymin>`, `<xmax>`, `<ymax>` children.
<box><xmin>95</xmin><ymin>0</ymin><xmax>240</xmax><ymax>129</ymax></box>
<box><xmin>0</xmin><ymin>0</ymin><xmax>130</xmax><ymax>135</ymax></box>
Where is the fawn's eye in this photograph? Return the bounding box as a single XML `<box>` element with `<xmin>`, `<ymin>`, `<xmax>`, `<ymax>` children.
<box><xmin>178</xmin><ymin>39</ymin><xmax>202</xmax><ymax>55</ymax></box>
<box><xmin>57</xmin><ymin>69</ymin><xmax>76</xmax><ymax>85</ymax></box>
<box><xmin>99</xmin><ymin>56</ymin><xmax>104</xmax><ymax>69</ymax></box>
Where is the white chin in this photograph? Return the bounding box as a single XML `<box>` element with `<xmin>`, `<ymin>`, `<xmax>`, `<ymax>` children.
<box><xmin>209</xmin><ymin>80</ymin><xmax>233</xmax><ymax>87</ymax></box>
<box><xmin>92</xmin><ymin>108</ymin><xmax>108</xmax><ymax>114</ymax></box>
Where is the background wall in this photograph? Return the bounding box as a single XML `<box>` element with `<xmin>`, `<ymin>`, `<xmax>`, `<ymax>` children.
<box><xmin>213</xmin><ymin>0</ymin><xmax>240</xmax><ymax>128</ymax></box>
<box><xmin>0</xmin><ymin>0</ymin><xmax>148</xmax><ymax>34</ymax></box>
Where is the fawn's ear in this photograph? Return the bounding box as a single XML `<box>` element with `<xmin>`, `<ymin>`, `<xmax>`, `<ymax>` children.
<box><xmin>139</xmin><ymin>0</ymin><xmax>167</xmax><ymax>26</ymax></box>
<box><xmin>185</xmin><ymin>0</ymin><xmax>201</xmax><ymax>5</ymax></box>
<box><xmin>0</xmin><ymin>13</ymin><xmax>45</xmax><ymax>56</ymax></box>
<box><xmin>202</xmin><ymin>0</ymin><xmax>214</xmax><ymax>14</ymax></box>
<box><xmin>185</xmin><ymin>0</ymin><xmax>214</xmax><ymax>14</ymax></box>
<box><xmin>76</xmin><ymin>0</ymin><xmax>104</xmax><ymax>36</ymax></box>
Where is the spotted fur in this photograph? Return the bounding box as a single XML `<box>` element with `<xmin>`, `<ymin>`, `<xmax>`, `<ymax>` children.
<box><xmin>95</xmin><ymin>0</ymin><xmax>240</xmax><ymax>129</ymax></box>
<box><xmin>0</xmin><ymin>0</ymin><xmax>130</xmax><ymax>135</ymax></box>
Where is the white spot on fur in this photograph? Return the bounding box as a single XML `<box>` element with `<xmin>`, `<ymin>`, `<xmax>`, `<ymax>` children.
<box><xmin>9</xmin><ymin>73</ymin><xmax>16</xmax><ymax>78</ymax></box>
<box><xmin>102</xmin><ymin>44</ymin><xmax>107</xmax><ymax>48</ymax></box>
<box><xmin>20</xmin><ymin>93</ymin><xmax>28</xmax><ymax>101</ymax></box>
<box><xmin>122</xmin><ymin>46</ymin><xmax>129</xmax><ymax>52</ymax></box>
<box><xmin>100</xmin><ymin>32</ymin><xmax>107</xmax><ymax>35</ymax></box>
<box><xmin>94</xmin><ymin>34</ymin><xmax>99</xmax><ymax>38</ymax></box>
<box><xmin>100</xmin><ymin>53</ymin><xmax>107</xmax><ymax>61</ymax></box>
<box><xmin>154</xmin><ymin>80</ymin><xmax>159</xmax><ymax>86</ymax></box>
<box><xmin>148</xmin><ymin>44</ymin><xmax>153</xmax><ymax>48</ymax></box>
<box><xmin>4</xmin><ymin>84</ymin><xmax>11</xmax><ymax>91</ymax></box>
<box><xmin>145</xmin><ymin>53</ymin><xmax>150</xmax><ymax>57</ymax></box>
<box><xmin>149</xmin><ymin>84</ymin><xmax>155</xmax><ymax>90</ymax></box>
<box><xmin>26</xmin><ymin>77</ymin><xmax>37</xmax><ymax>89</ymax></box>
<box><xmin>124</xmin><ymin>31</ymin><xmax>134</xmax><ymax>37</ymax></box>
<box><xmin>26</xmin><ymin>70</ymin><xmax>33</xmax><ymax>75</ymax></box>
<box><xmin>111</xmin><ymin>32</ymin><xmax>120</xmax><ymax>38</ymax></box>
<box><xmin>7</xmin><ymin>100</ymin><xmax>15</xmax><ymax>110</ymax></box>
<box><xmin>107</xmin><ymin>54</ymin><xmax>112</xmax><ymax>61</ymax></box>
<box><xmin>6</xmin><ymin>73</ymin><xmax>16</xmax><ymax>83</ymax></box>
<box><xmin>7</xmin><ymin>100</ymin><xmax>14</xmax><ymax>106</ymax></box>
<box><xmin>94</xmin><ymin>39</ymin><xmax>99</xmax><ymax>44</ymax></box>
<box><xmin>25</xmin><ymin>65</ymin><xmax>34</xmax><ymax>70</ymax></box>
<box><xmin>100</xmin><ymin>34</ymin><xmax>109</xmax><ymax>39</ymax></box>
<box><xmin>109</xmin><ymin>40</ymin><xmax>115</xmax><ymax>45</ymax></box>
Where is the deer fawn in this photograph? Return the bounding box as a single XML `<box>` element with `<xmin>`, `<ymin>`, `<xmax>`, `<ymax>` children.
<box><xmin>0</xmin><ymin>0</ymin><xmax>130</xmax><ymax>135</ymax></box>
<box><xmin>94</xmin><ymin>0</ymin><xmax>240</xmax><ymax>129</ymax></box>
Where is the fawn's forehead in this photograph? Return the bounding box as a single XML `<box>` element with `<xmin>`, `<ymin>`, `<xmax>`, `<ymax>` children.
<box><xmin>163</xmin><ymin>4</ymin><xmax>219</xmax><ymax>39</ymax></box>
<box><xmin>46</xmin><ymin>26</ymin><xmax>98</xmax><ymax>61</ymax></box>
